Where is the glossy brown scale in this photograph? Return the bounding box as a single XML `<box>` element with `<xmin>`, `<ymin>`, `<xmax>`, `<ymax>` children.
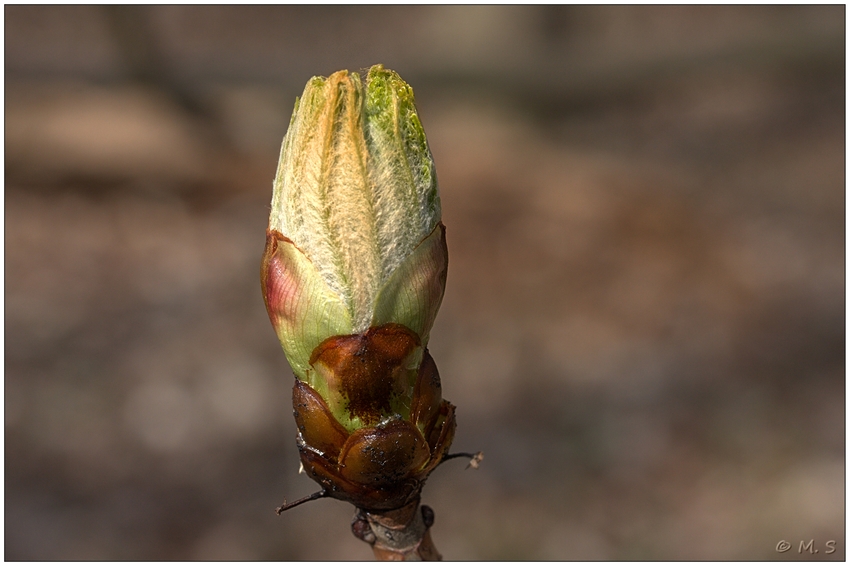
<box><xmin>292</xmin><ymin>380</ymin><xmax>349</xmax><ymax>460</ymax></box>
<box><xmin>310</xmin><ymin>324</ymin><xmax>420</xmax><ymax>425</ymax></box>
<box><xmin>338</xmin><ymin>419</ymin><xmax>430</xmax><ymax>486</ymax></box>
<box><xmin>292</xmin><ymin>324</ymin><xmax>456</xmax><ymax>511</ymax></box>
<box><xmin>410</xmin><ymin>352</ymin><xmax>442</xmax><ymax>434</ymax></box>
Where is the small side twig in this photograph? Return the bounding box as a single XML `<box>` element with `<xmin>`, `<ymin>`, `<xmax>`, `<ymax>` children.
<box><xmin>275</xmin><ymin>489</ymin><xmax>328</xmax><ymax>515</ymax></box>
<box><xmin>442</xmin><ymin>451</ymin><xmax>484</xmax><ymax>470</ymax></box>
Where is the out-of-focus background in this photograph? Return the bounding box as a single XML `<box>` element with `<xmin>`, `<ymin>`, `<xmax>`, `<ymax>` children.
<box><xmin>5</xmin><ymin>5</ymin><xmax>845</xmax><ymax>560</ymax></box>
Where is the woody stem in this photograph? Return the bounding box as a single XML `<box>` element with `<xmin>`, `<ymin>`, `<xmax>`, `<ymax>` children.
<box><xmin>352</xmin><ymin>498</ymin><xmax>442</xmax><ymax>560</ymax></box>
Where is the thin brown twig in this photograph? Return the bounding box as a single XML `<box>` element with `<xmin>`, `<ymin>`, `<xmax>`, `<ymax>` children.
<box><xmin>442</xmin><ymin>451</ymin><xmax>484</xmax><ymax>470</ymax></box>
<box><xmin>274</xmin><ymin>489</ymin><xmax>327</xmax><ymax>515</ymax></box>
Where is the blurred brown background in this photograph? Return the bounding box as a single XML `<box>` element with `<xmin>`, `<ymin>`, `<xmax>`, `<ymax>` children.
<box><xmin>5</xmin><ymin>5</ymin><xmax>845</xmax><ymax>560</ymax></box>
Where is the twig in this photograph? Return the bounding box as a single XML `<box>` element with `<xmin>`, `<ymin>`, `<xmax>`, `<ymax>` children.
<box><xmin>274</xmin><ymin>489</ymin><xmax>328</xmax><ymax>515</ymax></box>
<box><xmin>442</xmin><ymin>451</ymin><xmax>484</xmax><ymax>470</ymax></box>
<box><xmin>352</xmin><ymin>498</ymin><xmax>442</xmax><ymax>560</ymax></box>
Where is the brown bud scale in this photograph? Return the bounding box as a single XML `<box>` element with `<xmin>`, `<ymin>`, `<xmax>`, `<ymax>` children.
<box><xmin>293</xmin><ymin>324</ymin><xmax>456</xmax><ymax>512</ymax></box>
<box><xmin>310</xmin><ymin>324</ymin><xmax>420</xmax><ymax>425</ymax></box>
